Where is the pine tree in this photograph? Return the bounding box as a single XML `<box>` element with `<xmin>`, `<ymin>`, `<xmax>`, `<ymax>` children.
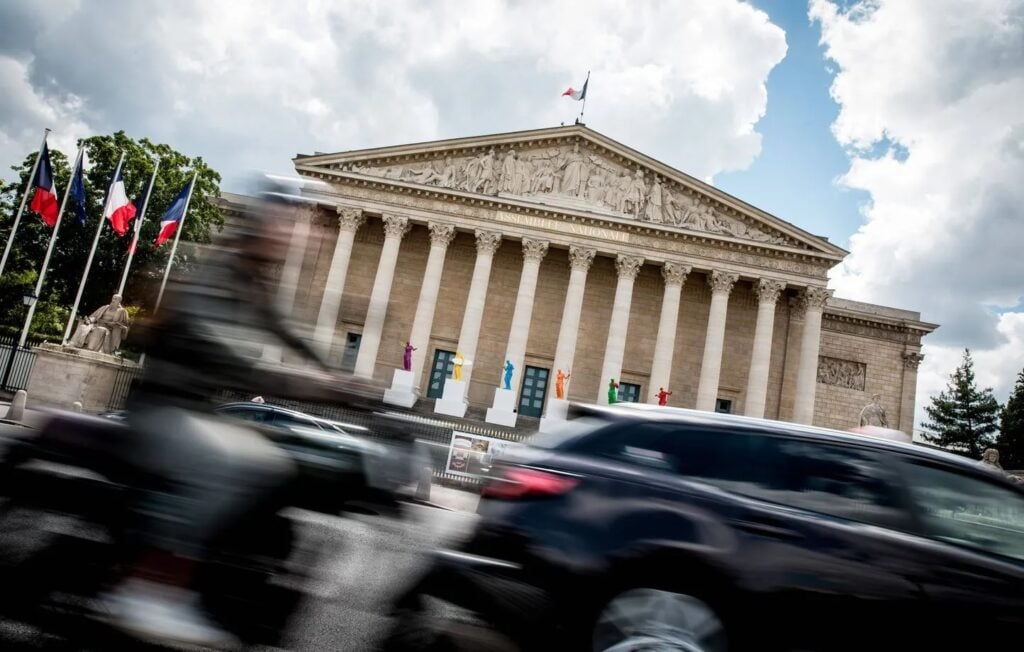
<box><xmin>922</xmin><ymin>349</ymin><xmax>1001</xmax><ymax>458</ymax></box>
<box><xmin>997</xmin><ymin>369</ymin><xmax>1024</xmax><ymax>469</ymax></box>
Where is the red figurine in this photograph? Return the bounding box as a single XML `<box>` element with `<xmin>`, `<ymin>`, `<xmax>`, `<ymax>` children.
<box><xmin>656</xmin><ymin>387</ymin><xmax>672</xmax><ymax>406</ymax></box>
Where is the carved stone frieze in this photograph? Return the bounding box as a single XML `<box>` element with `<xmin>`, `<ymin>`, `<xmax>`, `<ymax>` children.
<box><xmin>817</xmin><ymin>356</ymin><xmax>866</xmax><ymax>391</ymax></box>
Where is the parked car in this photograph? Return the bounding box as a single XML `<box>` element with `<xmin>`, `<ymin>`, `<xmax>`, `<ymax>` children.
<box><xmin>386</xmin><ymin>403</ymin><xmax>1024</xmax><ymax>651</ymax></box>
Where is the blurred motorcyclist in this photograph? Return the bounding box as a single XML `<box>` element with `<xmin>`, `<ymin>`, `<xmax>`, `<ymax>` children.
<box><xmin>104</xmin><ymin>184</ymin><xmax>343</xmax><ymax>647</ymax></box>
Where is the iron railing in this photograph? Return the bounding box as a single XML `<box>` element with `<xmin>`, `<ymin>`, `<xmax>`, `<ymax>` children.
<box><xmin>0</xmin><ymin>335</ymin><xmax>41</xmax><ymax>392</ymax></box>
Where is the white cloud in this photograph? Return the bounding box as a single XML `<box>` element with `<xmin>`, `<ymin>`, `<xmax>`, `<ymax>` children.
<box><xmin>0</xmin><ymin>0</ymin><xmax>786</xmax><ymax>189</ymax></box>
<box><xmin>811</xmin><ymin>0</ymin><xmax>1024</xmax><ymax>425</ymax></box>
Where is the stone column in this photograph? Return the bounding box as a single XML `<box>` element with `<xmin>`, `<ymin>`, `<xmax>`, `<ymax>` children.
<box><xmin>486</xmin><ymin>238</ymin><xmax>549</xmax><ymax>426</ymax></box>
<box><xmin>454</xmin><ymin>230</ymin><xmax>503</xmax><ymax>386</ymax></box>
<box><xmin>899</xmin><ymin>350</ymin><xmax>924</xmax><ymax>433</ymax></box>
<box><xmin>501</xmin><ymin>238</ymin><xmax>549</xmax><ymax>390</ymax></box>
<box><xmin>792</xmin><ymin>286</ymin><xmax>833</xmax><ymax>424</ymax></box>
<box><xmin>743</xmin><ymin>278</ymin><xmax>786</xmax><ymax>418</ymax></box>
<box><xmin>695</xmin><ymin>270</ymin><xmax>739</xmax><ymax>411</ymax></box>
<box><xmin>598</xmin><ymin>254</ymin><xmax>645</xmax><ymax>403</ymax></box>
<box><xmin>262</xmin><ymin>209</ymin><xmax>312</xmax><ymax>364</ymax></box>
<box><xmin>647</xmin><ymin>262</ymin><xmax>691</xmax><ymax>403</ymax></box>
<box><xmin>313</xmin><ymin>207</ymin><xmax>364</xmax><ymax>357</ymax></box>
<box><xmin>407</xmin><ymin>222</ymin><xmax>456</xmax><ymax>387</ymax></box>
<box><xmin>353</xmin><ymin>214</ymin><xmax>410</xmax><ymax>378</ymax></box>
<box><xmin>547</xmin><ymin>246</ymin><xmax>596</xmax><ymax>404</ymax></box>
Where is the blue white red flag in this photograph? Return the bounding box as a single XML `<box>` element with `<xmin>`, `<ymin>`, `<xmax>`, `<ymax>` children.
<box><xmin>154</xmin><ymin>179</ymin><xmax>193</xmax><ymax>247</ymax></box>
<box><xmin>104</xmin><ymin>161</ymin><xmax>136</xmax><ymax>236</ymax></box>
<box><xmin>562</xmin><ymin>78</ymin><xmax>588</xmax><ymax>101</ymax></box>
<box><xmin>29</xmin><ymin>143</ymin><xmax>59</xmax><ymax>227</ymax></box>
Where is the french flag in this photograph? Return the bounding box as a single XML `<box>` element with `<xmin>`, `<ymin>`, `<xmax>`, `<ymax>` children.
<box><xmin>562</xmin><ymin>77</ymin><xmax>588</xmax><ymax>101</ymax></box>
<box><xmin>29</xmin><ymin>143</ymin><xmax>59</xmax><ymax>227</ymax></box>
<box><xmin>154</xmin><ymin>179</ymin><xmax>193</xmax><ymax>247</ymax></box>
<box><xmin>104</xmin><ymin>161</ymin><xmax>136</xmax><ymax>236</ymax></box>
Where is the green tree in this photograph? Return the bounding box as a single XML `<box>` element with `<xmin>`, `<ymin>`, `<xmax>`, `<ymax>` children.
<box><xmin>922</xmin><ymin>349</ymin><xmax>1002</xmax><ymax>458</ymax></box>
<box><xmin>0</xmin><ymin>131</ymin><xmax>222</xmax><ymax>339</ymax></box>
<box><xmin>997</xmin><ymin>369</ymin><xmax>1024</xmax><ymax>469</ymax></box>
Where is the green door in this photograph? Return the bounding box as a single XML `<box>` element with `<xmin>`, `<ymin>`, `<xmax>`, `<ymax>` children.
<box><xmin>427</xmin><ymin>349</ymin><xmax>456</xmax><ymax>399</ymax></box>
<box><xmin>618</xmin><ymin>382</ymin><xmax>641</xmax><ymax>403</ymax></box>
<box><xmin>518</xmin><ymin>366</ymin><xmax>549</xmax><ymax>418</ymax></box>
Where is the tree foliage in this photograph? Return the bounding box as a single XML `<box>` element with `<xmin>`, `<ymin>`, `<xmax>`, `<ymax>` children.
<box><xmin>0</xmin><ymin>131</ymin><xmax>222</xmax><ymax>338</ymax></box>
<box><xmin>997</xmin><ymin>369</ymin><xmax>1024</xmax><ymax>469</ymax></box>
<box><xmin>922</xmin><ymin>349</ymin><xmax>1002</xmax><ymax>459</ymax></box>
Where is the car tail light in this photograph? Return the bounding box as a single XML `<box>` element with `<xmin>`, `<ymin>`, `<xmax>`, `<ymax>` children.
<box><xmin>482</xmin><ymin>466</ymin><xmax>579</xmax><ymax>500</ymax></box>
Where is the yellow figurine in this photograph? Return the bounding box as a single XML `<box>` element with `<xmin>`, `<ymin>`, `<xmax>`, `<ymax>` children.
<box><xmin>452</xmin><ymin>351</ymin><xmax>465</xmax><ymax>381</ymax></box>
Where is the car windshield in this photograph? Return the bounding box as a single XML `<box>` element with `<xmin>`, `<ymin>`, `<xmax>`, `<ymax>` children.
<box><xmin>527</xmin><ymin>417</ymin><xmax>610</xmax><ymax>450</ymax></box>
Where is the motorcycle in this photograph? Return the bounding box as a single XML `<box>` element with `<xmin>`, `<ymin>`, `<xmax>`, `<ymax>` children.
<box><xmin>0</xmin><ymin>406</ymin><xmax>421</xmax><ymax>649</ymax></box>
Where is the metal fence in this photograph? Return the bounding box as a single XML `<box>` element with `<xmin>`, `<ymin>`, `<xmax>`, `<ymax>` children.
<box><xmin>0</xmin><ymin>335</ymin><xmax>40</xmax><ymax>392</ymax></box>
<box><xmin>107</xmin><ymin>366</ymin><xmax>145</xmax><ymax>411</ymax></box>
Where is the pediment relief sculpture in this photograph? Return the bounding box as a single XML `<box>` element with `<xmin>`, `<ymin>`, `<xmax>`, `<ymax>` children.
<box><xmin>347</xmin><ymin>142</ymin><xmax>793</xmax><ymax>247</ymax></box>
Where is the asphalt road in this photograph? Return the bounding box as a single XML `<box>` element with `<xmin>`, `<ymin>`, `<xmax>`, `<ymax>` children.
<box><xmin>274</xmin><ymin>503</ymin><xmax>478</xmax><ymax>651</ymax></box>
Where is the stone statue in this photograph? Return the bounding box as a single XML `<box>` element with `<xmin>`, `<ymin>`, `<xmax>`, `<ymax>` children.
<box><xmin>559</xmin><ymin>143</ymin><xmax>587</xmax><ymax>197</ymax></box>
<box><xmin>981</xmin><ymin>448</ymin><xmax>1003</xmax><ymax>470</ymax></box>
<box><xmin>624</xmin><ymin>168</ymin><xmax>646</xmax><ymax>218</ymax></box>
<box><xmin>656</xmin><ymin>387</ymin><xmax>672</xmax><ymax>406</ymax></box>
<box><xmin>502</xmin><ymin>360</ymin><xmax>514</xmax><ymax>390</ymax></box>
<box><xmin>608</xmin><ymin>378</ymin><xmax>619</xmax><ymax>404</ymax></box>
<box><xmin>858</xmin><ymin>394</ymin><xmax>889</xmax><ymax>428</ymax></box>
<box><xmin>643</xmin><ymin>175</ymin><xmax>664</xmax><ymax>223</ymax></box>
<box><xmin>452</xmin><ymin>351</ymin><xmax>466</xmax><ymax>381</ymax></box>
<box><xmin>556</xmin><ymin>369</ymin><xmax>570</xmax><ymax>400</ymax></box>
<box><xmin>586</xmin><ymin>169</ymin><xmax>606</xmax><ymax>204</ymax></box>
<box><xmin>403</xmin><ymin>341</ymin><xmax>416</xmax><ymax>372</ymax></box>
<box><xmin>500</xmin><ymin>149</ymin><xmax>519</xmax><ymax>194</ymax></box>
<box><xmin>68</xmin><ymin>293</ymin><xmax>130</xmax><ymax>355</ymax></box>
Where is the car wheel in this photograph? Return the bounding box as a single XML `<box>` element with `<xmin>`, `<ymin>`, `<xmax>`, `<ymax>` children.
<box><xmin>592</xmin><ymin>588</ymin><xmax>727</xmax><ymax>652</ymax></box>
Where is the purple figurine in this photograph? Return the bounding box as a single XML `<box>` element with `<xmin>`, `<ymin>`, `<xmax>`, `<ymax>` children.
<box><xmin>403</xmin><ymin>341</ymin><xmax>416</xmax><ymax>372</ymax></box>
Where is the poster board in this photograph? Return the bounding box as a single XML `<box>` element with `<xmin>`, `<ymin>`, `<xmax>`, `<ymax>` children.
<box><xmin>444</xmin><ymin>430</ymin><xmax>517</xmax><ymax>479</ymax></box>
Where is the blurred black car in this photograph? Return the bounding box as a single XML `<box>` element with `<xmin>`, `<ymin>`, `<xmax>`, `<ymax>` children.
<box><xmin>387</xmin><ymin>403</ymin><xmax>1024</xmax><ymax>651</ymax></box>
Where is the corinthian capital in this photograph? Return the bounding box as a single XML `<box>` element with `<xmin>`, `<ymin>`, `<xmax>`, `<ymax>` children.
<box><xmin>568</xmin><ymin>245</ymin><xmax>596</xmax><ymax>271</ymax></box>
<box><xmin>336</xmin><ymin>207</ymin><xmax>365</xmax><ymax>232</ymax></box>
<box><xmin>474</xmin><ymin>230</ymin><xmax>503</xmax><ymax>255</ymax></box>
<box><xmin>661</xmin><ymin>261</ymin><xmax>692</xmax><ymax>287</ymax></box>
<box><xmin>615</xmin><ymin>254</ymin><xmax>645</xmax><ymax>281</ymax></box>
<box><xmin>755</xmin><ymin>278</ymin><xmax>786</xmax><ymax>305</ymax></box>
<box><xmin>799</xmin><ymin>286</ymin><xmax>833</xmax><ymax>310</ymax></box>
<box><xmin>903</xmin><ymin>351</ymin><xmax>925</xmax><ymax>370</ymax></box>
<box><xmin>708</xmin><ymin>270</ymin><xmax>739</xmax><ymax>295</ymax></box>
<box><xmin>428</xmin><ymin>221</ymin><xmax>456</xmax><ymax>247</ymax></box>
<box><xmin>521</xmin><ymin>238</ymin><xmax>549</xmax><ymax>262</ymax></box>
<box><xmin>381</xmin><ymin>214</ymin><xmax>410</xmax><ymax>239</ymax></box>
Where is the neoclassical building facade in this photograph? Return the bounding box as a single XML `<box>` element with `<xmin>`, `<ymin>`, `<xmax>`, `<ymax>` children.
<box><xmin>267</xmin><ymin>125</ymin><xmax>934</xmax><ymax>432</ymax></box>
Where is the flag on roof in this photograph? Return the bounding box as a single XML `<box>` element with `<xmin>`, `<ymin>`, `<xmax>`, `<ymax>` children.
<box><xmin>29</xmin><ymin>143</ymin><xmax>59</xmax><ymax>227</ymax></box>
<box><xmin>154</xmin><ymin>178</ymin><xmax>193</xmax><ymax>247</ymax></box>
<box><xmin>69</xmin><ymin>151</ymin><xmax>87</xmax><ymax>226</ymax></box>
<box><xmin>103</xmin><ymin>161</ymin><xmax>136</xmax><ymax>236</ymax></box>
<box><xmin>562</xmin><ymin>78</ymin><xmax>588</xmax><ymax>101</ymax></box>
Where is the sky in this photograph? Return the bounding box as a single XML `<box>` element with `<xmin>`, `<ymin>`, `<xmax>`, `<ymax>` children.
<box><xmin>0</xmin><ymin>0</ymin><xmax>1022</xmax><ymax>428</ymax></box>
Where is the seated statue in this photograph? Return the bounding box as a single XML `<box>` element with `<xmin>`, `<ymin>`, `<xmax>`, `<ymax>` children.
<box><xmin>69</xmin><ymin>293</ymin><xmax>130</xmax><ymax>355</ymax></box>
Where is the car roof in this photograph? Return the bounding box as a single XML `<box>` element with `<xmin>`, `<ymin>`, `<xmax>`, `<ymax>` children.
<box><xmin>573</xmin><ymin>402</ymin><xmax>1009</xmax><ymax>481</ymax></box>
<box><xmin>216</xmin><ymin>402</ymin><xmax>367</xmax><ymax>432</ymax></box>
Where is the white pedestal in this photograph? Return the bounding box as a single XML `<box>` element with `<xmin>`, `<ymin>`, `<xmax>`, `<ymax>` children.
<box><xmin>485</xmin><ymin>388</ymin><xmax>518</xmax><ymax>427</ymax></box>
<box><xmin>539</xmin><ymin>398</ymin><xmax>570</xmax><ymax>433</ymax></box>
<box><xmin>383</xmin><ymin>369</ymin><xmax>418</xmax><ymax>408</ymax></box>
<box><xmin>434</xmin><ymin>378</ymin><xmax>469</xmax><ymax>418</ymax></box>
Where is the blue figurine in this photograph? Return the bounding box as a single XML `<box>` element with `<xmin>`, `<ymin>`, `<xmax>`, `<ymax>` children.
<box><xmin>503</xmin><ymin>360</ymin><xmax>514</xmax><ymax>390</ymax></box>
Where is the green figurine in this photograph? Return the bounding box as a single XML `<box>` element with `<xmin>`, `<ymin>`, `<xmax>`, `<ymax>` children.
<box><xmin>608</xmin><ymin>378</ymin><xmax>619</xmax><ymax>404</ymax></box>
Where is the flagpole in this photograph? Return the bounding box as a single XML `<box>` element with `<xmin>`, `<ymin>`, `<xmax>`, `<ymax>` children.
<box><xmin>63</xmin><ymin>150</ymin><xmax>125</xmax><ymax>345</ymax></box>
<box><xmin>19</xmin><ymin>146</ymin><xmax>83</xmax><ymax>348</ymax></box>
<box><xmin>579</xmin><ymin>70</ymin><xmax>590</xmax><ymax>124</ymax></box>
<box><xmin>0</xmin><ymin>128</ymin><xmax>51</xmax><ymax>279</ymax></box>
<box><xmin>118</xmin><ymin>156</ymin><xmax>160</xmax><ymax>296</ymax></box>
<box><xmin>152</xmin><ymin>172</ymin><xmax>197</xmax><ymax>315</ymax></box>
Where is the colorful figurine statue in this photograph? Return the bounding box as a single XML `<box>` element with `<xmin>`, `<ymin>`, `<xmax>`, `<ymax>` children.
<box><xmin>452</xmin><ymin>351</ymin><xmax>465</xmax><ymax>381</ymax></box>
<box><xmin>555</xmin><ymin>369</ymin><xmax>570</xmax><ymax>400</ymax></box>
<box><xmin>657</xmin><ymin>387</ymin><xmax>672</xmax><ymax>406</ymax></box>
<box><xmin>502</xmin><ymin>360</ymin><xmax>514</xmax><ymax>390</ymax></box>
<box><xmin>608</xmin><ymin>379</ymin><xmax>619</xmax><ymax>404</ymax></box>
<box><xmin>403</xmin><ymin>341</ymin><xmax>416</xmax><ymax>372</ymax></box>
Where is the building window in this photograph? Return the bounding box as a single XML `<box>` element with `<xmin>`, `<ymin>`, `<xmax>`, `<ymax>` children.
<box><xmin>340</xmin><ymin>332</ymin><xmax>361</xmax><ymax>372</ymax></box>
<box><xmin>618</xmin><ymin>382</ymin><xmax>641</xmax><ymax>403</ymax></box>
<box><xmin>427</xmin><ymin>349</ymin><xmax>456</xmax><ymax>399</ymax></box>
<box><xmin>518</xmin><ymin>366</ymin><xmax>550</xmax><ymax>418</ymax></box>
<box><xmin>715</xmin><ymin>398</ymin><xmax>733</xmax><ymax>414</ymax></box>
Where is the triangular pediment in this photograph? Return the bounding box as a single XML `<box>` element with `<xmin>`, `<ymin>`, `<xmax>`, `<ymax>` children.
<box><xmin>295</xmin><ymin>125</ymin><xmax>847</xmax><ymax>258</ymax></box>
